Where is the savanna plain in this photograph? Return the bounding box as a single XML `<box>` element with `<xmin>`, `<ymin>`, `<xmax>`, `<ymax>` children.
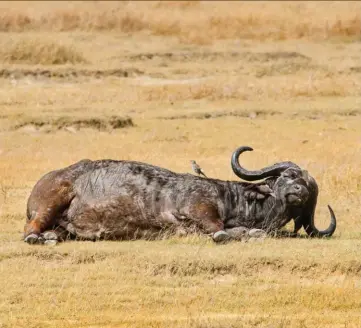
<box><xmin>1</xmin><ymin>1</ymin><xmax>361</xmax><ymax>327</ymax></box>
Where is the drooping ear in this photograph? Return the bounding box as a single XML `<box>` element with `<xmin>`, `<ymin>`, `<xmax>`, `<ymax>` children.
<box><xmin>244</xmin><ymin>183</ymin><xmax>275</xmax><ymax>201</ymax></box>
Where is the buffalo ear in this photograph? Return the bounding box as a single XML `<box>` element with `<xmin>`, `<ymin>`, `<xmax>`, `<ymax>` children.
<box><xmin>245</xmin><ymin>184</ymin><xmax>275</xmax><ymax>200</ymax></box>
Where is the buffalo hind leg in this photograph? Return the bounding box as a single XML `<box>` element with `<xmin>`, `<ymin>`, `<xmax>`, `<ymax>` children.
<box><xmin>38</xmin><ymin>230</ymin><xmax>59</xmax><ymax>246</ymax></box>
<box><xmin>24</xmin><ymin>210</ymin><xmax>59</xmax><ymax>244</ymax></box>
<box><xmin>24</xmin><ymin>211</ymin><xmax>43</xmax><ymax>244</ymax></box>
<box><xmin>24</xmin><ymin>204</ymin><xmax>71</xmax><ymax>244</ymax></box>
<box><xmin>26</xmin><ymin>226</ymin><xmax>70</xmax><ymax>245</ymax></box>
<box><xmin>41</xmin><ymin>226</ymin><xmax>70</xmax><ymax>245</ymax></box>
<box><xmin>24</xmin><ymin>176</ymin><xmax>74</xmax><ymax>244</ymax></box>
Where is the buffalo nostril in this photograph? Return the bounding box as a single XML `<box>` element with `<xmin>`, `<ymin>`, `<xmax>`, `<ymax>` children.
<box><xmin>294</xmin><ymin>185</ymin><xmax>301</xmax><ymax>191</ymax></box>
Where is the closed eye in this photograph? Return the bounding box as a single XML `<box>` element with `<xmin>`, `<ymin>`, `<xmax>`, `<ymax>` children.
<box><xmin>285</xmin><ymin>172</ymin><xmax>298</xmax><ymax>179</ymax></box>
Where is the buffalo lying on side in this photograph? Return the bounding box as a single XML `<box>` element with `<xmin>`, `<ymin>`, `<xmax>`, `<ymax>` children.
<box><xmin>23</xmin><ymin>146</ymin><xmax>336</xmax><ymax>244</ymax></box>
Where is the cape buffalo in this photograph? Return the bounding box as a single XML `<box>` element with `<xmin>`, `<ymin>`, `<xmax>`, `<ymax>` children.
<box><xmin>23</xmin><ymin>146</ymin><xmax>336</xmax><ymax>244</ymax></box>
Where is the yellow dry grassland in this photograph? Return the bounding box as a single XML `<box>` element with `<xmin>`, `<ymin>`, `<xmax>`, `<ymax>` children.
<box><xmin>1</xmin><ymin>1</ymin><xmax>361</xmax><ymax>327</ymax></box>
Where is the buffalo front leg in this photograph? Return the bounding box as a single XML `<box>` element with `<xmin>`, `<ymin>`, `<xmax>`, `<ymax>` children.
<box><xmin>189</xmin><ymin>202</ymin><xmax>230</xmax><ymax>243</ymax></box>
<box><xmin>225</xmin><ymin>226</ymin><xmax>249</xmax><ymax>241</ymax></box>
<box><xmin>225</xmin><ymin>226</ymin><xmax>267</xmax><ymax>241</ymax></box>
<box><xmin>215</xmin><ymin>227</ymin><xmax>267</xmax><ymax>243</ymax></box>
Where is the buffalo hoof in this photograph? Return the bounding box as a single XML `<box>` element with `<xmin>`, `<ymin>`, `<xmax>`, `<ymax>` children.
<box><xmin>24</xmin><ymin>234</ymin><xmax>40</xmax><ymax>244</ymax></box>
<box><xmin>42</xmin><ymin>231</ymin><xmax>58</xmax><ymax>241</ymax></box>
<box><xmin>225</xmin><ymin>227</ymin><xmax>248</xmax><ymax>241</ymax></box>
<box><xmin>213</xmin><ymin>230</ymin><xmax>231</xmax><ymax>243</ymax></box>
<box><xmin>44</xmin><ymin>240</ymin><xmax>58</xmax><ymax>246</ymax></box>
<box><xmin>248</xmin><ymin>229</ymin><xmax>267</xmax><ymax>239</ymax></box>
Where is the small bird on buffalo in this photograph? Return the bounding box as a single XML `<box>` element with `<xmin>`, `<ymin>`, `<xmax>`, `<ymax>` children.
<box><xmin>190</xmin><ymin>160</ymin><xmax>207</xmax><ymax>178</ymax></box>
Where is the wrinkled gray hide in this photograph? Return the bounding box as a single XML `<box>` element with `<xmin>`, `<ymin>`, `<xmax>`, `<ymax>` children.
<box><xmin>24</xmin><ymin>146</ymin><xmax>336</xmax><ymax>244</ymax></box>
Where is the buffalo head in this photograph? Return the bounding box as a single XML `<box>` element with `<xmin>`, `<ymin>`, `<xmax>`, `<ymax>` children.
<box><xmin>231</xmin><ymin>146</ymin><xmax>336</xmax><ymax>238</ymax></box>
<box><xmin>273</xmin><ymin>167</ymin><xmax>310</xmax><ymax>207</ymax></box>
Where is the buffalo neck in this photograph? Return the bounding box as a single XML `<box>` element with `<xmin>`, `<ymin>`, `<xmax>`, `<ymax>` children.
<box><xmin>218</xmin><ymin>179</ymin><xmax>290</xmax><ymax>230</ymax></box>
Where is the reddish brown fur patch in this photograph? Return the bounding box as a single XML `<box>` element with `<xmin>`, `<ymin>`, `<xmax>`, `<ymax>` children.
<box><xmin>25</xmin><ymin>175</ymin><xmax>75</xmax><ymax>238</ymax></box>
<box><xmin>189</xmin><ymin>202</ymin><xmax>223</xmax><ymax>233</ymax></box>
<box><xmin>24</xmin><ymin>219</ymin><xmax>41</xmax><ymax>235</ymax></box>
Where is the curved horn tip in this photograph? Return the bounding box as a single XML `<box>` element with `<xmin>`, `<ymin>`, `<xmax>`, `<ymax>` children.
<box><xmin>327</xmin><ymin>205</ymin><xmax>337</xmax><ymax>224</ymax></box>
<box><xmin>323</xmin><ymin>205</ymin><xmax>337</xmax><ymax>238</ymax></box>
<box><xmin>303</xmin><ymin>204</ymin><xmax>337</xmax><ymax>238</ymax></box>
<box><xmin>244</xmin><ymin>146</ymin><xmax>254</xmax><ymax>152</ymax></box>
<box><xmin>327</xmin><ymin>204</ymin><xmax>336</xmax><ymax>218</ymax></box>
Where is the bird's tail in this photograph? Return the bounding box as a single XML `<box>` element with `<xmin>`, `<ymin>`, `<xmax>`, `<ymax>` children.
<box><xmin>200</xmin><ymin>171</ymin><xmax>207</xmax><ymax>178</ymax></box>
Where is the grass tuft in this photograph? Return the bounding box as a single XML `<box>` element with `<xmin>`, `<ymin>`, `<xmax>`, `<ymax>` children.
<box><xmin>0</xmin><ymin>38</ymin><xmax>87</xmax><ymax>65</ymax></box>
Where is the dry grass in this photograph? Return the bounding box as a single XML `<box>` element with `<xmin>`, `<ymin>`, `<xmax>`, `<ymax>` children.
<box><xmin>0</xmin><ymin>37</ymin><xmax>86</xmax><ymax>65</ymax></box>
<box><xmin>135</xmin><ymin>73</ymin><xmax>361</xmax><ymax>101</ymax></box>
<box><xmin>1</xmin><ymin>238</ymin><xmax>361</xmax><ymax>328</ymax></box>
<box><xmin>1</xmin><ymin>1</ymin><xmax>361</xmax><ymax>328</ymax></box>
<box><xmin>0</xmin><ymin>2</ymin><xmax>360</xmax><ymax>43</ymax></box>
